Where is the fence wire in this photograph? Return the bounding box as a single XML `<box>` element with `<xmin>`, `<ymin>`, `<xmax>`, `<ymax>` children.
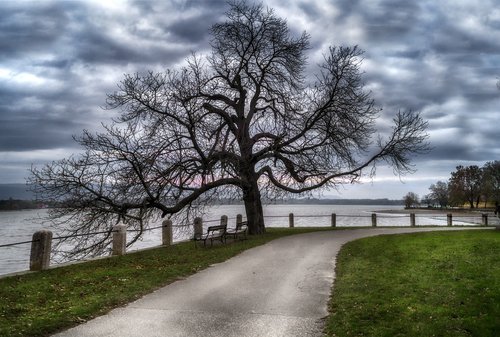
<box><xmin>1</xmin><ymin>212</ymin><xmax>497</xmax><ymax>249</ymax></box>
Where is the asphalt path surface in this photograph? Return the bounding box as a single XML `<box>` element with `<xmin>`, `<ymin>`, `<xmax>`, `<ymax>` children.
<box><xmin>52</xmin><ymin>227</ymin><xmax>481</xmax><ymax>337</ymax></box>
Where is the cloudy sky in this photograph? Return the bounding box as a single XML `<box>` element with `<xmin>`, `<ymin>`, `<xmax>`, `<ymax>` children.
<box><xmin>1</xmin><ymin>0</ymin><xmax>499</xmax><ymax>199</ymax></box>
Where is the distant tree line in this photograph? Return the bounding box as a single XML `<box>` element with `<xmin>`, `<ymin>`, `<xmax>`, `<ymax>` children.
<box><xmin>403</xmin><ymin>161</ymin><xmax>500</xmax><ymax>209</ymax></box>
<box><xmin>0</xmin><ymin>198</ymin><xmax>49</xmax><ymax>211</ymax></box>
<box><xmin>213</xmin><ymin>198</ymin><xmax>403</xmax><ymax>205</ymax></box>
<box><xmin>271</xmin><ymin>198</ymin><xmax>403</xmax><ymax>206</ymax></box>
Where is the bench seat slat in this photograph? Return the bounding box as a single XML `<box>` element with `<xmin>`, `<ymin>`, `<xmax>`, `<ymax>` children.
<box><xmin>194</xmin><ymin>224</ymin><xmax>227</xmax><ymax>247</ymax></box>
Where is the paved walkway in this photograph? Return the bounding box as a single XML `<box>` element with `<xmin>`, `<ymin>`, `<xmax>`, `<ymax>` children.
<box><xmin>53</xmin><ymin>227</ymin><xmax>481</xmax><ymax>337</ymax></box>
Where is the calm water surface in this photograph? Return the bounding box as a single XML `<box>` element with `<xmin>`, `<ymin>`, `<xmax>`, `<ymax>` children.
<box><xmin>0</xmin><ymin>204</ymin><xmax>485</xmax><ymax>275</ymax></box>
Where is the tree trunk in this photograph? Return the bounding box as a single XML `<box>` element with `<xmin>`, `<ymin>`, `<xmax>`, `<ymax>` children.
<box><xmin>242</xmin><ymin>174</ymin><xmax>266</xmax><ymax>235</ymax></box>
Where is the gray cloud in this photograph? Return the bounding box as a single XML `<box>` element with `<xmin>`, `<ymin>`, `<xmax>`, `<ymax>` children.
<box><xmin>0</xmin><ymin>119</ymin><xmax>78</xmax><ymax>152</ymax></box>
<box><xmin>0</xmin><ymin>0</ymin><xmax>499</xmax><ymax>199</ymax></box>
<box><xmin>0</xmin><ymin>2</ymin><xmax>71</xmax><ymax>61</ymax></box>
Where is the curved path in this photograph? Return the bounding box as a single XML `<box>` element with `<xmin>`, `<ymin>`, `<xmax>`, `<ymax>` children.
<box><xmin>53</xmin><ymin>227</ymin><xmax>481</xmax><ymax>337</ymax></box>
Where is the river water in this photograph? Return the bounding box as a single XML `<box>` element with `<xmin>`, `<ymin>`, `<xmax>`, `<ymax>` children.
<box><xmin>0</xmin><ymin>204</ymin><xmax>487</xmax><ymax>276</ymax></box>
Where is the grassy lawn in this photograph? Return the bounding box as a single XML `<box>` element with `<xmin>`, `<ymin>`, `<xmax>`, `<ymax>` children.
<box><xmin>325</xmin><ymin>230</ymin><xmax>500</xmax><ymax>337</ymax></box>
<box><xmin>0</xmin><ymin>227</ymin><xmax>333</xmax><ymax>337</ymax></box>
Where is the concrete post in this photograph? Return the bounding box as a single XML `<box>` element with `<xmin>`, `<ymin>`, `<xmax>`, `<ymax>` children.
<box><xmin>289</xmin><ymin>213</ymin><xmax>294</xmax><ymax>228</ymax></box>
<box><xmin>447</xmin><ymin>213</ymin><xmax>453</xmax><ymax>226</ymax></box>
<box><xmin>410</xmin><ymin>213</ymin><xmax>416</xmax><ymax>227</ymax></box>
<box><xmin>236</xmin><ymin>214</ymin><xmax>243</xmax><ymax>226</ymax></box>
<box><xmin>331</xmin><ymin>213</ymin><xmax>336</xmax><ymax>227</ymax></box>
<box><xmin>221</xmin><ymin>215</ymin><xmax>228</xmax><ymax>227</ymax></box>
<box><xmin>112</xmin><ymin>224</ymin><xmax>127</xmax><ymax>256</ymax></box>
<box><xmin>482</xmin><ymin>213</ymin><xmax>488</xmax><ymax>226</ymax></box>
<box><xmin>30</xmin><ymin>229</ymin><xmax>52</xmax><ymax>271</ymax></box>
<box><xmin>162</xmin><ymin>219</ymin><xmax>173</xmax><ymax>246</ymax></box>
<box><xmin>371</xmin><ymin>213</ymin><xmax>377</xmax><ymax>227</ymax></box>
<box><xmin>194</xmin><ymin>217</ymin><xmax>203</xmax><ymax>238</ymax></box>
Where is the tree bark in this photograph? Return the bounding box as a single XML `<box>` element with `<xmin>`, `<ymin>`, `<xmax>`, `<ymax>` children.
<box><xmin>241</xmin><ymin>173</ymin><xmax>266</xmax><ymax>235</ymax></box>
<box><xmin>468</xmin><ymin>199</ymin><xmax>475</xmax><ymax>209</ymax></box>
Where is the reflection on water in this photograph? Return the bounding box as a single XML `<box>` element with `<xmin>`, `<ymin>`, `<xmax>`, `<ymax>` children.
<box><xmin>0</xmin><ymin>205</ymin><xmax>492</xmax><ymax>275</ymax></box>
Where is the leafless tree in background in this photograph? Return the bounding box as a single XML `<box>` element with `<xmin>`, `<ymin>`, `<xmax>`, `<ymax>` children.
<box><xmin>403</xmin><ymin>192</ymin><xmax>420</xmax><ymax>209</ymax></box>
<box><xmin>428</xmin><ymin>181</ymin><xmax>449</xmax><ymax>208</ymax></box>
<box><xmin>448</xmin><ymin>165</ymin><xmax>483</xmax><ymax>209</ymax></box>
<box><xmin>481</xmin><ymin>161</ymin><xmax>500</xmax><ymax>205</ymax></box>
<box><xmin>30</xmin><ymin>2</ymin><xmax>429</xmax><ymax>259</ymax></box>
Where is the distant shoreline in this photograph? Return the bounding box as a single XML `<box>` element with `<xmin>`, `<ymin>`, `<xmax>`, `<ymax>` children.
<box><xmin>0</xmin><ymin>198</ymin><xmax>404</xmax><ymax>211</ymax></box>
<box><xmin>0</xmin><ymin>199</ymin><xmax>49</xmax><ymax>211</ymax></box>
<box><xmin>376</xmin><ymin>208</ymin><xmax>494</xmax><ymax>215</ymax></box>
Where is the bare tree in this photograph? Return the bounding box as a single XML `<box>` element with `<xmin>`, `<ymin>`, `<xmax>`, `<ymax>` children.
<box><xmin>448</xmin><ymin>165</ymin><xmax>483</xmax><ymax>209</ymax></box>
<box><xmin>30</xmin><ymin>2</ymin><xmax>428</xmax><ymax>258</ymax></box>
<box><xmin>482</xmin><ymin>160</ymin><xmax>500</xmax><ymax>204</ymax></box>
<box><xmin>428</xmin><ymin>181</ymin><xmax>449</xmax><ymax>208</ymax></box>
<box><xmin>403</xmin><ymin>192</ymin><xmax>420</xmax><ymax>209</ymax></box>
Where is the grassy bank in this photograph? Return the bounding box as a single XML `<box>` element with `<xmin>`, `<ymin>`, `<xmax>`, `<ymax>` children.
<box><xmin>325</xmin><ymin>230</ymin><xmax>500</xmax><ymax>337</ymax></box>
<box><xmin>0</xmin><ymin>227</ymin><xmax>333</xmax><ymax>337</ymax></box>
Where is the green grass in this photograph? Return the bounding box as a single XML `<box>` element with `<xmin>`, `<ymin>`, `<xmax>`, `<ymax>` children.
<box><xmin>325</xmin><ymin>230</ymin><xmax>500</xmax><ymax>337</ymax></box>
<box><xmin>0</xmin><ymin>227</ymin><xmax>333</xmax><ymax>337</ymax></box>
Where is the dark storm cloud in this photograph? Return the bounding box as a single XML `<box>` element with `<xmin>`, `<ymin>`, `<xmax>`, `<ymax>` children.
<box><xmin>389</xmin><ymin>49</ymin><xmax>424</xmax><ymax>60</ymax></box>
<box><xmin>73</xmin><ymin>27</ymin><xmax>187</xmax><ymax>66</ymax></box>
<box><xmin>36</xmin><ymin>59</ymin><xmax>73</xmax><ymax>69</ymax></box>
<box><xmin>131</xmin><ymin>0</ymin><xmax>226</xmax><ymax>44</ymax></box>
<box><xmin>0</xmin><ymin>0</ymin><xmax>499</xmax><ymax>199</ymax></box>
<box><xmin>297</xmin><ymin>1</ymin><xmax>321</xmax><ymax>18</ymax></box>
<box><xmin>167</xmin><ymin>15</ymin><xmax>216</xmax><ymax>43</ymax></box>
<box><xmin>0</xmin><ymin>0</ymin><xmax>219</xmax><ymax>155</ymax></box>
<box><xmin>0</xmin><ymin>84</ymin><xmax>96</xmax><ymax>152</ymax></box>
<box><xmin>0</xmin><ymin>118</ymin><xmax>80</xmax><ymax>151</ymax></box>
<box><xmin>424</xmin><ymin>143</ymin><xmax>475</xmax><ymax>161</ymax></box>
<box><xmin>360</xmin><ymin>1</ymin><xmax>420</xmax><ymax>40</ymax></box>
<box><xmin>330</xmin><ymin>0</ymin><xmax>421</xmax><ymax>40</ymax></box>
<box><xmin>315</xmin><ymin>0</ymin><xmax>500</xmax><ymax>176</ymax></box>
<box><xmin>0</xmin><ymin>2</ymin><xmax>71</xmax><ymax>61</ymax></box>
<box><xmin>432</xmin><ymin>24</ymin><xmax>500</xmax><ymax>55</ymax></box>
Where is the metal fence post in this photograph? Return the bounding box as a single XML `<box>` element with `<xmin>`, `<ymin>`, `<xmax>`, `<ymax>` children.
<box><xmin>112</xmin><ymin>224</ymin><xmax>127</xmax><ymax>256</ymax></box>
<box><xmin>289</xmin><ymin>213</ymin><xmax>294</xmax><ymax>228</ymax></box>
<box><xmin>162</xmin><ymin>219</ymin><xmax>173</xmax><ymax>246</ymax></box>
<box><xmin>410</xmin><ymin>213</ymin><xmax>416</xmax><ymax>227</ymax></box>
<box><xmin>447</xmin><ymin>213</ymin><xmax>453</xmax><ymax>226</ymax></box>
<box><xmin>30</xmin><ymin>230</ymin><xmax>52</xmax><ymax>271</ymax></box>
<box><xmin>371</xmin><ymin>213</ymin><xmax>377</xmax><ymax>227</ymax></box>
<box><xmin>331</xmin><ymin>213</ymin><xmax>336</xmax><ymax>227</ymax></box>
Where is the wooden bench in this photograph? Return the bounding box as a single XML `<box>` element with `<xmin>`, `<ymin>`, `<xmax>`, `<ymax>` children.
<box><xmin>194</xmin><ymin>224</ymin><xmax>227</xmax><ymax>247</ymax></box>
<box><xmin>225</xmin><ymin>221</ymin><xmax>248</xmax><ymax>240</ymax></box>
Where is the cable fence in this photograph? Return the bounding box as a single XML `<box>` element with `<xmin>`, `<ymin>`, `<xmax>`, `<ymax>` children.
<box><xmin>1</xmin><ymin>210</ymin><xmax>498</xmax><ymax>276</ymax></box>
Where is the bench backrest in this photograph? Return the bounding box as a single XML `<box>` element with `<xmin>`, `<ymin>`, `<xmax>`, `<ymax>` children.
<box><xmin>207</xmin><ymin>225</ymin><xmax>226</xmax><ymax>235</ymax></box>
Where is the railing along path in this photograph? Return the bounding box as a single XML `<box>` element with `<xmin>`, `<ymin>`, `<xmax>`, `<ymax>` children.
<box><xmin>0</xmin><ymin>211</ymin><xmax>497</xmax><ymax>274</ymax></box>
